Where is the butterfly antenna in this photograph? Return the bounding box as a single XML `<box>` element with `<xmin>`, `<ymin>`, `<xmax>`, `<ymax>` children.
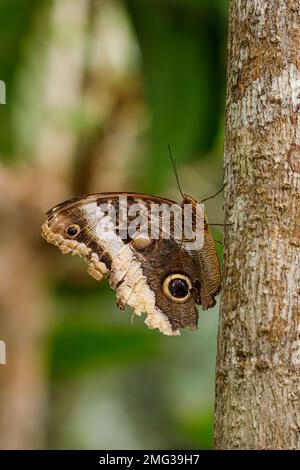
<box><xmin>201</xmin><ymin>185</ymin><xmax>224</xmax><ymax>203</ymax></box>
<box><xmin>168</xmin><ymin>145</ymin><xmax>185</xmax><ymax>199</ymax></box>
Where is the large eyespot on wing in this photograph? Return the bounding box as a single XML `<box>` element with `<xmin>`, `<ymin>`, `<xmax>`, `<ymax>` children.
<box><xmin>162</xmin><ymin>274</ymin><xmax>193</xmax><ymax>303</ymax></box>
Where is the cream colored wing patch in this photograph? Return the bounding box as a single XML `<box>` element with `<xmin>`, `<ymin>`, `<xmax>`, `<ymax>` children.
<box><xmin>82</xmin><ymin>203</ymin><xmax>179</xmax><ymax>336</ymax></box>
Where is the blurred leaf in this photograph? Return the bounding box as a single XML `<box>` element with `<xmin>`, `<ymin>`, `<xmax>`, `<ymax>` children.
<box><xmin>48</xmin><ymin>323</ymin><xmax>161</xmax><ymax>381</ymax></box>
<box><xmin>49</xmin><ymin>277</ymin><xmax>162</xmax><ymax>381</ymax></box>
<box><xmin>212</xmin><ymin>227</ymin><xmax>223</xmax><ymax>266</ymax></box>
<box><xmin>124</xmin><ymin>0</ymin><xmax>227</xmax><ymax>192</ymax></box>
<box><xmin>0</xmin><ymin>0</ymin><xmax>52</xmax><ymax>159</ymax></box>
<box><xmin>178</xmin><ymin>412</ymin><xmax>213</xmax><ymax>449</ymax></box>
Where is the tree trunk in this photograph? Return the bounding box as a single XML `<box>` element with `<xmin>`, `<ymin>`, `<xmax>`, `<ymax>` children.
<box><xmin>214</xmin><ymin>0</ymin><xmax>300</xmax><ymax>449</ymax></box>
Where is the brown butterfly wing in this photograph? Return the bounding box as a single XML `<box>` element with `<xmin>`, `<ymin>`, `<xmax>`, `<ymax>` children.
<box><xmin>41</xmin><ymin>192</ymin><xmax>220</xmax><ymax>335</ymax></box>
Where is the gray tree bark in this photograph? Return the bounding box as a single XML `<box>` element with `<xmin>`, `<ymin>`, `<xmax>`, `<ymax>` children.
<box><xmin>214</xmin><ymin>0</ymin><xmax>300</xmax><ymax>449</ymax></box>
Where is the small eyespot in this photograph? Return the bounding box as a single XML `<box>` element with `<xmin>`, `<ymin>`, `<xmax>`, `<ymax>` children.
<box><xmin>66</xmin><ymin>224</ymin><xmax>80</xmax><ymax>237</ymax></box>
<box><xmin>162</xmin><ymin>274</ymin><xmax>192</xmax><ymax>303</ymax></box>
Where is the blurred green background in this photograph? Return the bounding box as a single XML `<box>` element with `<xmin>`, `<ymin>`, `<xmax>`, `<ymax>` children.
<box><xmin>0</xmin><ymin>0</ymin><xmax>227</xmax><ymax>449</ymax></box>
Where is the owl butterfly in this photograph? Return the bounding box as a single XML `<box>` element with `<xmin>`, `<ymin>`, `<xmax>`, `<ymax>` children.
<box><xmin>41</xmin><ymin>191</ymin><xmax>220</xmax><ymax>336</ymax></box>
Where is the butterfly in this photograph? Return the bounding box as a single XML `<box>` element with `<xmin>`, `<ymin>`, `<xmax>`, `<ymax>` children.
<box><xmin>41</xmin><ymin>190</ymin><xmax>221</xmax><ymax>336</ymax></box>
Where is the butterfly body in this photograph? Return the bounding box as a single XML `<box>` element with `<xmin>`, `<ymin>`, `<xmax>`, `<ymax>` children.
<box><xmin>42</xmin><ymin>192</ymin><xmax>220</xmax><ymax>336</ymax></box>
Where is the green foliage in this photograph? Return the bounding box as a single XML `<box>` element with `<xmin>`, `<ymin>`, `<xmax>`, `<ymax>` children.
<box><xmin>48</xmin><ymin>278</ymin><xmax>162</xmax><ymax>380</ymax></box>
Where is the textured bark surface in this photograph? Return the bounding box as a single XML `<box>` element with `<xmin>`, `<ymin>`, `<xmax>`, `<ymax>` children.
<box><xmin>214</xmin><ymin>0</ymin><xmax>300</xmax><ymax>449</ymax></box>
